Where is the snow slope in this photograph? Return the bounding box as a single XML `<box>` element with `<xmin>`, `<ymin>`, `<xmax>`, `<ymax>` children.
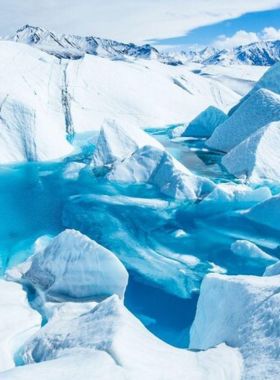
<box><xmin>222</xmin><ymin>121</ymin><xmax>280</xmax><ymax>183</ymax></box>
<box><xmin>190</xmin><ymin>273</ymin><xmax>280</xmax><ymax>380</ymax></box>
<box><xmin>0</xmin><ymin>280</ymin><xmax>41</xmax><ymax>372</ymax></box>
<box><xmin>207</xmin><ymin>89</ymin><xmax>280</xmax><ymax>152</ymax></box>
<box><xmin>0</xmin><ymin>39</ymin><xmax>239</xmax><ymax>163</ymax></box>
<box><xmin>13</xmin><ymin>295</ymin><xmax>243</xmax><ymax>380</ymax></box>
<box><xmin>7</xmin><ymin>229</ymin><xmax>128</xmax><ymax>301</ymax></box>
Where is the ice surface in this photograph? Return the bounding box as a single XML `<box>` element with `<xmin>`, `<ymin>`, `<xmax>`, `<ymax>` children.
<box><xmin>91</xmin><ymin>118</ymin><xmax>163</xmax><ymax>167</ymax></box>
<box><xmin>0</xmin><ymin>280</ymin><xmax>41</xmax><ymax>372</ymax></box>
<box><xmin>0</xmin><ymin>40</ymin><xmax>240</xmax><ymax>163</ymax></box>
<box><xmin>16</xmin><ymin>295</ymin><xmax>242</xmax><ymax>380</ymax></box>
<box><xmin>207</xmin><ymin>89</ymin><xmax>280</xmax><ymax>152</ymax></box>
<box><xmin>244</xmin><ymin>194</ymin><xmax>280</xmax><ymax>231</ymax></box>
<box><xmin>183</xmin><ymin>106</ymin><xmax>228</xmax><ymax>138</ymax></box>
<box><xmin>195</xmin><ymin>183</ymin><xmax>271</xmax><ymax>215</ymax></box>
<box><xmin>190</xmin><ymin>273</ymin><xmax>280</xmax><ymax>379</ymax></box>
<box><xmin>230</xmin><ymin>240</ymin><xmax>277</xmax><ymax>262</ymax></box>
<box><xmin>263</xmin><ymin>261</ymin><xmax>280</xmax><ymax>276</ymax></box>
<box><xmin>7</xmin><ymin>229</ymin><xmax>128</xmax><ymax>300</ymax></box>
<box><xmin>107</xmin><ymin>145</ymin><xmax>215</xmax><ymax>199</ymax></box>
<box><xmin>222</xmin><ymin>121</ymin><xmax>280</xmax><ymax>183</ymax></box>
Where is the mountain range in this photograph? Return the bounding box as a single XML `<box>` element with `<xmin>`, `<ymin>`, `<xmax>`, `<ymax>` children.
<box><xmin>2</xmin><ymin>25</ymin><xmax>280</xmax><ymax>67</ymax></box>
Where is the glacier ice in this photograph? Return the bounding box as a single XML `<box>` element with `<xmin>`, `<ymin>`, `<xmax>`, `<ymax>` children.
<box><xmin>190</xmin><ymin>273</ymin><xmax>280</xmax><ymax>380</ymax></box>
<box><xmin>91</xmin><ymin>118</ymin><xmax>163</xmax><ymax>167</ymax></box>
<box><xmin>183</xmin><ymin>106</ymin><xmax>228</xmax><ymax>138</ymax></box>
<box><xmin>7</xmin><ymin>229</ymin><xmax>128</xmax><ymax>301</ymax></box>
<box><xmin>244</xmin><ymin>194</ymin><xmax>280</xmax><ymax>231</ymax></box>
<box><xmin>107</xmin><ymin>145</ymin><xmax>215</xmax><ymax>200</ymax></box>
<box><xmin>263</xmin><ymin>261</ymin><xmax>280</xmax><ymax>276</ymax></box>
<box><xmin>222</xmin><ymin>121</ymin><xmax>280</xmax><ymax>183</ymax></box>
<box><xmin>15</xmin><ymin>295</ymin><xmax>242</xmax><ymax>380</ymax></box>
<box><xmin>0</xmin><ymin>280</ymin><xmax>41</xmax><ymax>372</ymax></box>
<box><xmin>230</xmin><ymin>240</ymin><xmax>277</xmax><ymax>263</ymax></box>
<box><xmin>207</xmin><ymin>89</ymin><xmax>280</xmax><ymax>152</ymax></box>
<box><xmin>194</xmin><ymin>183</ymin><xmax>271</xmax><ymax>215</ymax></box>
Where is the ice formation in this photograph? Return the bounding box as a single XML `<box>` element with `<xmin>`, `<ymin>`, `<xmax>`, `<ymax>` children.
<box><xmin>207</xmin><ymin>89</ymin><xmax>280</xmax><ymax>152</ymax></box>
<box><xmin>230</xmin><ymin>240</ymin><xmax>277</xmax><ymax>262</ymax></box>
<box><xmin>244</xmin><ymin>194</ymin><xmax>280</xmax><ymax>231</ymax></box>
<box><xmin>222</xmin><ymin>121</ymin><xmax>280</xmax><ymax>183</ymax></box>
<box><xmin>11</xmin><ymin>295</ymin><xmax>243</xmax><ymax>380</ymax></box>
<box><xmin>107</xmin><ymin>145</ymin><xmax>214</xmax><ymax>199</ymax></box>
<box><xmin>91</xmin><ymin>118</ymin><xmax>163</xmax><ymax>167</ymax></box>
<box><xmin>183</xmin><ymin>106</ymin><xmax>227</xmax><ymax>138</ymax></box>
<box><xmin>190</xmin><ymin>273</ymin><xmax>280</xmax><ymax>380</ymax></box>
<box><xmin>7</xmin><ymin>229</ymin><xmax>128</xmax><ymax>300</ymax></box>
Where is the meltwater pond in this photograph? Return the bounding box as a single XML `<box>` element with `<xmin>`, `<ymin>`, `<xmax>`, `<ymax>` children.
<box><xmin>0</xmin><ymin>130</ymin><xmax>278</xmax><ymax>349</ymax></box>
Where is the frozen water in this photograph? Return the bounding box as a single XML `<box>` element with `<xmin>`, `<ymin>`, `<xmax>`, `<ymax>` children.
<box><xmin>207</xmin><ymin>89</ymin><xmax>280</xmax><ymax>152</ymax></box>
<box><xmin>183</xmin><ymin>106</ymin><xmax>228</xmax><ymax>138</ymax></box>
<box><xmin>7</xmin><ymin>229</ymin><xmax>128</xmax><ymax>301</ymax></box>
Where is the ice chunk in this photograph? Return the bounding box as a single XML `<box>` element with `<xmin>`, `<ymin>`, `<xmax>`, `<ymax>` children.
<box><xmin>207</xmin><ymin>89</ymin><xmax>280</xmax><ymax>152</ymax></box>
<box><xmin>7</xmin><ymin>229</ymin><xmax>128</xmax><ymax>301</ymax></box>
<box><xmin>91</xmin><ymin>118</ymin><xmax>163</xmax><ymax>167</ymax></box>
<box><xmin>263</xmin><ymin>261</ymin><xmax>280</xmax><ymax>276</ymax></box>
<box><xmin>107</xmin><ymin>145</ymin><xmax>215</xmax><ymax>199</ymax></box>
<box><xmin>196</xmin><ymin>183</ymin><xmax>271</xmax><ymax>215</ymax></box>
<box><xmin>222</xmin><ymin>121</ymin><xmax>280</xmax><ymax>183</ymax></box>
<box><xmin>231</xmin><ymin>61</ymin><xmax>280</xmax><ymax>113</ymax></box>
<box><xmin>183</xmin><ymin>106</ymin><xmax>228</xmax><ymax>138</ymax></box>
<box><xmin>230</xmin><ymin>240</ymin><xmax>277</xmax><ymax>262</ymax></box>
<box><xmin>0</xmin><ymin>280</ymin><xmax>41</xmax><ymax>372</ymax></box>
<box><xmin>244</xmin><ymin>194</ymin><xmax>280</xmax><ymax>231</ymax></box>
<box><xmin>190</xmin><ymin>273</ymin><xmax>280</xmax><ymax>380</ymax></box>
<box><xmin>167</xmin><ymin>125</ymin><xmax>185</xmax><ymax>139</ymax></box>
<box><xmin>62</xmin><ymin>194</ymin><xmax>207</xmax><ymax>298</ymax></box>
<box><xmin>60</xmin><ymin>162</ymin><xmax>86</xmax><ymax>180</ymax></box>
<box><xmin>17</xmin><ymin>295</ymin><xmax>242</xmax><ymax>380</ymax></box>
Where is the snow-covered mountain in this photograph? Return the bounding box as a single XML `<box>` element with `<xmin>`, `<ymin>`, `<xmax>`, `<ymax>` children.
<box><xmin>1</xmin><ymin>25</ymin><xmax>181</xmax><ymax>65</ymax></box>
<box><xmin>168</xmin><ymin>41</ymin><xmax>280</xmax><ymax>67</ymax></box>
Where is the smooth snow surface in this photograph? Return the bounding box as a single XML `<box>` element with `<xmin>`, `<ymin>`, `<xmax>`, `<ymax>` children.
<box><xmin>15</xmin><ymin>295</ymin><xmax>243</xmax><ymax>380</ymax></box>
<box><xmin>190</xmin><ymin>273</ymin><xmax>280</xmax><ymax>379</ymax></box>
<box><xmin>222</xmin><ymin>121</ymin><xmax>280</xmax><ymax>183</ymax></box>
<box><xmin>207</xmin><ymin>89</ymin><xmax>280</xmax><ymax>152</ymax></box>
<box><xmin>0</xmin><ymin>280</ymin><xmax>41</xmax><ymax>372</ymax></box>
<box><xmin>183</xmin><ymin>106</ymin><xmax>227</xmax><ymax>138</ymax></box>
<box><xmin>7</xmin><ymin>229</ymin><xmax>128</xmax><ymax>300</ymax></box>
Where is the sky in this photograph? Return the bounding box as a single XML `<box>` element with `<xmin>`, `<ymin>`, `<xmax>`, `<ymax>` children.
<box><xmin>0</xmin><ymin>0</ymin><xmax>280</xmax><ymax>50</ymax></box>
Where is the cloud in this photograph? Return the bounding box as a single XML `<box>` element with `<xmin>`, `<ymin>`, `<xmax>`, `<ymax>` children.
<box><xmin>214</xmin><ymin>30</ymin><xmax>259</xmax><ymax>49</ymax></box>
<box><xmin>213</xmin><ymin>26</ymin><xmax>280</xmax><ymax>49</ymax></box>
<box><xmin>0</xmin><ymin>0</ymin><xmax>280</xmax><ymax>43</ymax></box>
<box><xmin>262</xmin><ymin>26</ymin><xmax>280</xmax><ymax>40</ymax></box>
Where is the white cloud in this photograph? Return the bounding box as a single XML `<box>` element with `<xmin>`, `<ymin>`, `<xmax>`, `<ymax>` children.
<box><xmin>0</xmin><ymin>0</ymin><xmax>280</xmax><ymax>44</ymax></box>
<box><xmin>262</xmin><ymin>26</ymin><xmax>280</xmax><ymax>40</ymax></box>
<box><xmin>213</xmin><ymin>27</ymin><xmax>280</xmax><ymax>50</ymax></box>
<box><xmin>214</xmin><ymin>30</ymin><xmax>259</xmax><ymax>49</ymax></box>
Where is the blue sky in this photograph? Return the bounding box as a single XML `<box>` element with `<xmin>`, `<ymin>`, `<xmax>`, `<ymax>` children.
<box><xmin>153</xmin><ymin>8</ymin><xmax>280</xmax><ymax>51</ymax></box>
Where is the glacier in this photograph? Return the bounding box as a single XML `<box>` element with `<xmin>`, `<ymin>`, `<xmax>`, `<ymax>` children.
<box><xmin>1</xmin><ymin>23</ymin><xmax>280</xmax><ymax>380</ymax></box>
